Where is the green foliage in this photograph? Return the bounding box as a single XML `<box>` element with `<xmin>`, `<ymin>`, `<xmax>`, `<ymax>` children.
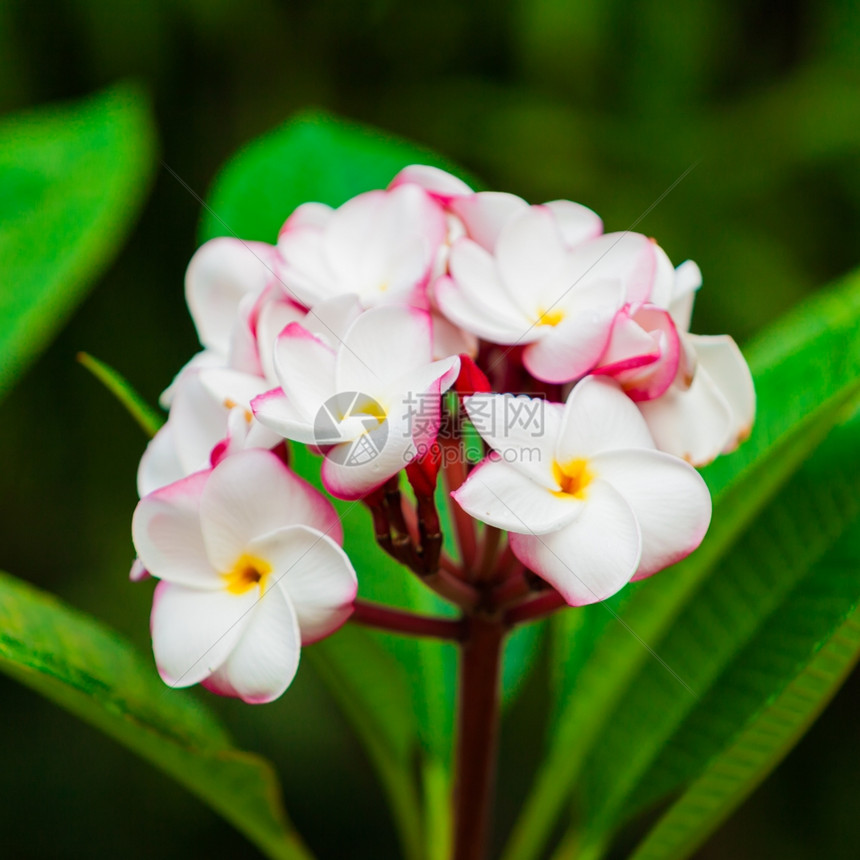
<box><xmin>200</xmin><ymin>110</ymin><xmax>478</xmax><ymax>244</ymax></box>
<box><xmin>504</xmin><ymin>267</ymin><xmax>860</xmax><ymax>860</ymax></box>
<box><xmin>0</xmin><ymin>84</ymin><xmax>155</xmax><ymax>400</ymax></box>
<box><xmin>77</xmin><ymin>351</ymin><xmax>165</xmax><ymax>437</ymax></box>
<box><xmin>0</xmin><ymin>571</ymin><xmax>311</xmax><ymax>860</ymax></box>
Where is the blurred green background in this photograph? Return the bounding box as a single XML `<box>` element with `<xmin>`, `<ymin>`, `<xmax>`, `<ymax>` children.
<box><xmin>1</xmin><ymin>1</ymin><xmax>859</xmax><ymax>857</ymax></box>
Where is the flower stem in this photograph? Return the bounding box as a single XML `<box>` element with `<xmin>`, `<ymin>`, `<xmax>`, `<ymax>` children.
<box><xmin>454</xmin><ymin>611</ymin><xmax>505</xmax><ymax>860</ymax></box>
<box><xmin>504</xmin><ymin>590</ymin><xmax>567</xmax><ymax>626</ymax></box>
<box><xmin>351</xmin><ymin>600</ymin><xmax>465</xmax><ymax>641</ymax></box>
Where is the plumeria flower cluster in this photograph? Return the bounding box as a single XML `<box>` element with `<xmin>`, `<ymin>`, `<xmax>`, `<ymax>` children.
<box><xmin>132</xmin><ymin>164</ymin><xmax>754</xmax><ymax>703</ymax></box>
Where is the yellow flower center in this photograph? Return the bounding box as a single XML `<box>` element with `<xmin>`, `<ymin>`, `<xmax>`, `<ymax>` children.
<box><xmin>536</xmin><ymin>307</ymin><xmax>565</xmax><ymax>327</ymax></box>
<box><xmin>223</xmin><ymin>553</ymin><xmax>272</xmax><ymax>595</ymax></box>
<box><xmin>552</xmin><ymin>458</ymin><xmax>594</xmax><ymax>500</ymax></box>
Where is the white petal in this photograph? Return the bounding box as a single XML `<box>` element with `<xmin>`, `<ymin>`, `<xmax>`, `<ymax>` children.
<box><xmin>249</xmin><ymin>525</ymin><xmax>357</xmax><ymax>643</ymax></box>
<box><xmin>690</xmin><ymin>334</ymin><xmax>755</xmax><ymax>452</ymax></box>
<box><xmin>137</xmin><ymin>422</ymin><xmax>185</xmax><ymax>497</ymax></box>
<box><xmin>464</xmin><ymin>394</ymin><xmax>562</xmax><ymax>488</ymax></box>
<box><xmin>202</xmin><ymin>585</ymin><xmax>301</xmax><ymax>703</ymax></box>
<box><xmin>132</xmin><ymin>471</ymin><xmax>216</xmax><ymax>589</ymax></box>
<box><xmin>435</xmin><ymin>271</ymin><xmax>534</xmax><ymax>345</ymax></box>
<box><xmin>670</xmin><ymin>260</ymin><xmax>702</xmax><ymax>331</ymax></box>
<box><xmin>251</xmin><ymin>387</ymin><xmax>318</xmax><ymax>444</ymax></box>
<box><xmin>508</xmin><ymin>480</ymin><xmax>642</xmax><ymax>605</ymax></box>
<box><xmin>638</xmin><ymin>367</ymin><xmax>734</xmax><ymax>466</ymax></box>
<box><xmin>390</xmin><ymin>164</ymin><xmax>473</xmax><ymax>199</ymax></box>
<box><xmin>449</xmin><ymin>191</ymin><xmax>527</xmax><ymax>251</ymax></box>
<box><xmin>452</xmin><ymin>458</ymin><xmax>581</xmax><ymax>535</ymax></box>
<box><xmin>185</xmin><ymin>238</ymin><xmax>276</xmax><ymax>355</ymax></box>
<box><xmin>151</xmin><ymin>581</ymin><xmax>255</xmax><ymax>687</ymax></box>
<box><xmin>542</xmin><ymin>200</ymin><xmax>603</xmax><ymax>248</ymax></box>
<box><xmin>303</xmin><ymin>293</ymin><xmax>364</xmax><ymax>348</ymax></box>
<box><xmin>556</xmin><ymin>376</ymin><xmax>655</xmax><ymax>461</ymax></box>
<box><xmin>323</xmin><ymin>186</ymin><xmax>443</xmax><ymax>305</ymax></box>
<box><xmin>496</xmin><ymin>207</ymin><xmax>570</xmax><ymax>313</ymax></box>
<box><xmin>591</xmin><ymin>449</ymin><xmax>712</xmax><ymax>579</ymax></box>
<box><xmin>273</xmin><ymin>323</ymin><xmax>337</xmax><ymax>420</ymax></box>
<box><xmin>523</xmin><ymin>293</ymin><xmax>620</xmax><ymax>383</ymax></box>
<box><xmin>564</xmin><ymin>232</ymin><xmax>656</xmax><ymax>305</ymax></box>
<box><xmin>337</xmin><ymin>306</ymin><xmax>434</xmax><ymax>395</ymax></box>
<box><xmin>200</xmin><ymin>449</ymin><xmax>342</xmax><ymax>571</ymax></box>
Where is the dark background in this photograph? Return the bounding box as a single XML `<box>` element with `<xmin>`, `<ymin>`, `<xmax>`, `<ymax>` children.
<box><xmin>1</xmin><ymin>1</ymin><xmax>859</xmax><ymax>857</ymax></box>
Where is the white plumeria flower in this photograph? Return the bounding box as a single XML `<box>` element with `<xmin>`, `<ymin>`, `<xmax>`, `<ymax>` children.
<box><xmin>277</xmin><ymin>184</ymin><xmax>447</xmax><ymax>310</ymax></box>
<box><xmin>132</xmin><ymin>449</ymin><xmax>357</xmax><ymax>704</ymax></box>
<box><xmin>638</xmin><ymin>251</ymin><xmax>756</xmax><ymax>464</ymax></box>
<box><xmin>252</xmin><ymin>306</ymin><xmax>460</xmax><ymax>500</ymax></box>
<box><xmin>435</xmin><ymin>205</ymin><xmax>659</xmax><ymax>384</ymax></box>
<box><xmin>453</xmin><ymin>377</ymin><xmax>712</xmax><ymax>605</ymax></box>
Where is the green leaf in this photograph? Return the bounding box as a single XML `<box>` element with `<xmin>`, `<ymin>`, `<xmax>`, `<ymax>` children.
<box><xmin>200</xmin><ymin>109</ymin><xmax>478</xmax><ymax>244</ymax></box>
<box><xmin>0</xmin><ymin>84</ymin><xmax>156</xmax><ymax>400</ymax></box>
<box><xmin>307</xmin><ymin>626</ymin><xmax>424</xmax><ymax>860</ymax></box>
<box><xmin>77</xmin><ymin>351</ymin><xmax>164</xmax><ymax>437</ymax></box>
<box><xmin>627</xmin><ymin>497</ymin><xmax>860</xmax><ymax>860</ymax></box>
<box><xmin>503</xmin><ymin>266</ymin><xmax>860</xmax><ymax>860</ymax></box>
<box><xmin>0</xmin><ymin>570</ymin><xmax>311</xmax><ymax>860</ymax></box>
<box><xmin>570</xmin><ymin>411</ymin><xmax>860</xmax><ymax>859</ymax></box>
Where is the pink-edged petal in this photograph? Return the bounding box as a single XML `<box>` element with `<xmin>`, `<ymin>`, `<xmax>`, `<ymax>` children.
<box><xmin>464</xmin><ymin>394</ymin><xmax>562</xmax><ymax>488</ymax></box>
<box><xmin>249</xmin><ymin>525</ymin><xmax>357</xmax><ymax>644</ymax></box>
<box><xmin>253</xmin><ymin>293</ymin><xmax>307</xmax><ymax>383</ymax></box>
<box><xmin>542</xmin><ymin>200</ymin><xmax>603</xmax><ymax>248</ymax></box>
<box><xmin>523</xmin><ymin>294</ymin><xmax>620</xmax><ymax>383</ymax></box>
<box><xmin>137</xmin><ymin>422</ymin><xmax>185</xmax><ymax>497</ymax></box>
<box><xmin>323</xmin><ymin>185</ymin><xmax>444</xmax><ymax>304</ymax></box>
<box><xmin>185</xmin><ymin>238</ymin><xmax>276</xmax><ymax>355</ymax></box>
<box><xmin>337</xmin><ymin>306</ymin><xmax>434</xmax><ymax>394</ymax></box>
<box><xmin>590</xmin><ymin>448</ymin><xmax>712</xmax><ymax>580</ymax></box>
<box><xmin>389</xmin><ymin>164</ymin><xmax>473</xmax><ymax>202</ymax></box>
<box><xmin>251</xmin><ymin>387</ymin><xmax>318</xmax><ymax>444</ymax></box>
<box><xmin>201</xmin><ymin>584</ymin><xmax>301</xmax><ymax>703</ymax></box>
<box><xmin>273</xmin><ymin>322</ymin><xmax>336</xmax><ymax>419</ymax></box>
<box><xmin>690</xmin><ymin>334</ymin><xmax>756</xmax><ymax>452</ymax></box>
<box><xmin>431</xmin><ymin>308</ymin><xmax>478</xmax><ymax>359</ymax></box>
<box><xmin>129</xmin><ymin>558</ymin><xmax>149</xmax><ymax>582</ymax></box>
<box><xmin>452</xmin><ymin>458</ymin><xmax>582</xmax><ymax>535</ymax></box>
<box><xmin>449</xmin><ymin>191</ymin><xmax>527</xmax><ymax>251</ymax></box>
<box><xmin>611</xmin><ymin>306</ymin><xmax>681</xmax><ymax>402</ymax></box>
<box><xmin>132</xmin><ymin>470</ymin><xmax>216</xmax><ymax>589</ymax></box>
<box><xmin>200</xmin><ymin>449</ymin><xmax>341</xmax><ymax>570</ymax></box>
<box><xmin>279</xmin><ymin>201</ymin><xmax>333</xmax><ymax>235</ymax></box>
<box><xmin>556</xmin><ymin>376</ymin><xmax>655</xmax><ymax>461</ymax></box>
<box><xmin>320</xmin><ymin>412</ymin><xmax>415</xmax><ymax>500</ymax></box>
<box><xmin>508</xmin><ymin>480</ymin><xmax>642</xmax><ymax>605</ymax></box>
<box><xmin>594</xmin><ymin>309</ymin><xmax>660</xmax><ymax>376</ymax></box>
<box><xmin>566</xmin><ymin>232</ymin><xmax>656</xmax><ymax>305</ymax></box>
<box><xmin>638</xmin><ymin>371</ymin><xmax>733</xmax><ymax>466</ymax></box>
<box><xmin>151</xmin><ymin>581</ymin><xmax>255</xmax><ymax>688</ymax></box>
